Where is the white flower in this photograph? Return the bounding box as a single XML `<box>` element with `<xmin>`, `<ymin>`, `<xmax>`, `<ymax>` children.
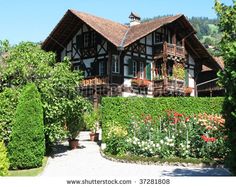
<box><xmin>160</xmin><ymin>140</ymin><xmax>164</xmax><ymax>144</ymax></box>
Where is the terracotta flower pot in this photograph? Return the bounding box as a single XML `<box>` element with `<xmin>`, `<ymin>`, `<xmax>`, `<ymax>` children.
<box><xmin>90</xmin><ymin>132</ymin><xmax>99</xmax><ymax>142</ymax></box>
<box><xmin>68</xmin><ymin>139</ymin><xmax>79</xmax><ymax>149</ymax></box>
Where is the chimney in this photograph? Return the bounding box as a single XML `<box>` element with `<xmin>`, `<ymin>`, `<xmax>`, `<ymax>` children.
<box><xmin>129</xmin><ymin>12</ymin><xmax>141</xmax><ymax>26</ymax></box>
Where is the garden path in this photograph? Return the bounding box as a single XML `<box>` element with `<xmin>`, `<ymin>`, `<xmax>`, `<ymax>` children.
<box><xmin>40</xmin><ymin>131</ymin><xmax>231</xmax><ymax>177</ymax></box>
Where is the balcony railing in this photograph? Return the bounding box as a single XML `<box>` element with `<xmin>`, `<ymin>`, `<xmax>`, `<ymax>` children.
<box><xmin>153</xmin><ymin>42</ymin><xmax>185</xmax><ymax>59</ymax></box>
<box><xmin>81</xmin><ymin>76</ymin><xmax>109</xmax><ymax>86</ymax></box>
<box><xmin>153</xmin><ymin>79</ymin><xmax>185</xmax><ymax>96</ymax></box>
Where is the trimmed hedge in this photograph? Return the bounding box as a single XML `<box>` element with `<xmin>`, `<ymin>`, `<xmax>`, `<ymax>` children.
<box><xmin>0</xmin><ymin>141</ymin><xmax>9</xmax><ymax>176</ymax></box>
<box><xmin>8</xmin><ymin>83</ymin><xmax>45</xmax><ymax>169</ymax></box>
<box><xmin>101</xmin><ymin>97</ymin><xmax>224</xmax><ymax>141</ymax></box>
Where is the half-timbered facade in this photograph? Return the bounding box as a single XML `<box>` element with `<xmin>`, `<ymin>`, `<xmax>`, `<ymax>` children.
<box><xmin>42</xmin><ymin>10</ymin><xmax>222</xmax><ymax>104</ymax></box>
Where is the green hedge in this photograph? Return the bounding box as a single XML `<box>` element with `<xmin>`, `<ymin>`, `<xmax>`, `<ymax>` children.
<box><xmin>101</xmin><ymin>97</ymin><xmax>224</xmax><ymax>141</ymax></box>
<box><xmin>0</xmin><ymin>141</ymin><xmax>9</xmax><ymax>176</ymax></box>
<box><xmin>8</xmin><ymin>83</ymin><xmax>45</xmax><ymax>169</ymax></box>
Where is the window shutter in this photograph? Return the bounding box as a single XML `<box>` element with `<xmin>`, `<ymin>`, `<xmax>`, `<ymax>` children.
<box><xmin>146</xmin><ymin>63</ymin><xmax>151</xmax><ymax>80</ymax></box>
<box><xmin>185</xmin><ymin>69</ymin><xmax>189</xmax><ymax>86</ymax></box>
<box><xmin>128</xmin><ymin>59</ymin><xmax>133</xmax><ymax>76</ymax></box>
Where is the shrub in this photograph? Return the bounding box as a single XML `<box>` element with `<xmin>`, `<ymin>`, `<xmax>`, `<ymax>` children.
<box><xmin>101</xmin><ymin>97</ymin><xmax>224</xmax><ymax>141</ymax></box>
<box><xmin>8</xmin><ymin>83</ymin><xmax>45</xmax><ymax>169</ymax></box>
<box><xmin>0</xmin><ymin>141</ymin><xmax>9</xmax><ymax>176</ymax></box>
<box><xmin>0</xmin><ymin>88</ymin><xmax>19</xmax><ymax>144</ymax></box>
<box><xmin>84</xmin><ymin>109</ymin><xmax>100</xmax><ymax>133</ymax></box>
<box><xmin>105</xmin><ymin>122</ymin><xmax>128</xmax><ymax>155</ymax></box>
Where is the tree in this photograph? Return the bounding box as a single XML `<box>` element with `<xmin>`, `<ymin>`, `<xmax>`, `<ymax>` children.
<box><xmin>0</xmin><ymin>42</ymin><xmax>55</xmax><ymax>89</ymax></box>
<box><xmin>215</xmin><ymin>0</ymin><xmax>236</xmax><ymax>174</ymax></box>
<box><xmin>39</xmin><ymin>59</ymin><xmax>92</xmax><ymax>147</ymax></box>
<box><xmin>0</xmin><ymin>42</ymin><xmax>92</xmax><ymax>150</ymax></box>
<box><xmin>0</xmin><ymin>88</ymin><xmax>19</xmax><ymax>145</ymax></box>
<box><xmin>8</xmin><ymin>83</ymin><xmax>45</xmax><ymax>169</ymax></box>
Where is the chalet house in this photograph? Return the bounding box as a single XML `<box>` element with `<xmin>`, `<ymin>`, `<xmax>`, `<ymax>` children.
<box><xmin>42</xmin><ymin>10</ymin><xmax>222</xmax><ymax>104</ymax></box>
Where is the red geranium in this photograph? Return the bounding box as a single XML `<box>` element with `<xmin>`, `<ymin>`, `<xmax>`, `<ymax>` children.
<box><xmin>201</xmin><ymin>135</ymin><xmax>216</xmax><ymax>142</ymax></box>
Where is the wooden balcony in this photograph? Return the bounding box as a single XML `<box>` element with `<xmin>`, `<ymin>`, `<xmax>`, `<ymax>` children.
<box><xmin>153</xmin><ymin>79</ymin><xmax>185</xmax><ymax>96</ymax></box>
<box><xmin>153</xmin><ymin>42</ymin><xmax>185</xmax><ymax>60</ymax></box>
<box><xmin>79</xmin><ymin>76</ymin><xmax>121</xmax><ymax>107</ymax></box>
<box><xmin>81</xmin><ymin>76</ymin><xmax>109</xmax><ymax>86</ymax></box>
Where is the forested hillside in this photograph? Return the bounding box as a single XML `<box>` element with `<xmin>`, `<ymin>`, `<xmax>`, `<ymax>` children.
<box><xmin>142</xmin><ymin>16</ymin><xmax>221</xmax><ymax>56</ymax></box>
<box><xmin>189</xmin><ymin>17</ymin><xmax>221</xmax><ymax>56</ymax></box>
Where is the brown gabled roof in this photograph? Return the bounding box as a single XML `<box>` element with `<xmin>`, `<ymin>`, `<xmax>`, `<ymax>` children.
<box><xmin>123</xmin><ymin>15</ymin><xmax>183</xmax><ymax>47</ymax></box>
<box><xmin>70</xmin><ymin>9</ymin><xmax>129</xmax><ymax>47</ymax></box>
<box><xmin>42</xmin><ymin>9</ymin><xmax>129</xmax><ymax>52</ymax></box>
<box><xmin>42</xmin><ymin>10</ymin><xmax>188</xmax><ymax>51</ymax></box>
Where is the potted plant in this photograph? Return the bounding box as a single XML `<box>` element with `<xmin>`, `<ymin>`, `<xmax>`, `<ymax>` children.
<box><xmin>84</xmin><ymin>109</ymin><xmax>100</xmax><ymax>142</ymax></box>
<box><xmin>65</xmin><ymin>98</ymin><xmax>89</xmax><ymax>150</ymax></box>
<box><xmin>184</xmin><ymin>87</ymin><xmax>193</xmax><ymax>96</ymax></box>
<box><xmin>131</xmin><ymin>78</ymin><xmax>151</xmax><ymax>87</ymax></box>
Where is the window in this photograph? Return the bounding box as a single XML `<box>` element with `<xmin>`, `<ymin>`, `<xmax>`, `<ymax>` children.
<box><xmin>112</xmin><ymin>55</ymin><xmax>119</xmax><ymax>73</ymax></box>
<box><xmin>82</xmin><ymin>32</ymin><xmax>96</xmax><ymax>48</ymax></box>
<box><xmin>99</xmin><ymin>61</ymin><xmax>106</xmax><ymax>76</ymax></box>
<box><xmin>128</xmin><ymin>59</ymin><xmax>137</xmax><ymax>77</ymax></box>
<box><xmin>140</xmin><ymin>62</ymin><xmax>144</xmax><ymax>79</ymax></box>
<box><xmin>167</xmin><ymin>61</ymin><xmax>174</xmax><ymax>77</ymax></box>
<box><xmin>133</xmin><ymin>60</ymin><xmax>137</xmax><ymax>77</ymax></box>
<box><xmin>83</xmin><ymin>33</ymin><xmax>90</xmax><ymax>48</ymax></box>
<box><xmin>91</xmin><ymin>32</ymin><xmax>96</xmax><ymax>47</ymax></box>
<box><xmin>155</xmin><ymin>32</ymin><xmax>163</xmax><ymax>43</ymax></box>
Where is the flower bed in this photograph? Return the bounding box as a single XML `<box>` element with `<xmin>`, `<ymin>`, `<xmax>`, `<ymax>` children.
<box><xmin>104</xmin><ymin>110</ymin><xmax>229</xmax><ymax>160</ymax></box>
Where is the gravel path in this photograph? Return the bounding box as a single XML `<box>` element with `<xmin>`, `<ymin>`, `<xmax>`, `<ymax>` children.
<box><xmin>40</xmin><ymin>131</ymin><xmax>231</xmax><ymax>177</ymax></box>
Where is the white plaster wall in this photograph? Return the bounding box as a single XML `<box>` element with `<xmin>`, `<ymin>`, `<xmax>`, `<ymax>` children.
<box><xmin>123</xmin><ymin>78</ymin><xmax>132</xmax><ymax>87</ymax></box>
<box><xmin>146</xmin><ymin>46</ymin><xmax>152</xmax><ymax>55</ymax></box>
<box><xmin>188</xmin><ymin>55</ymin><xmax>195</xmax><ymax>96</ymax></box>
<box><xmin>140</xmin><ymin>37</ymin><xmax>145</xmax><ymax>44</ymax></box>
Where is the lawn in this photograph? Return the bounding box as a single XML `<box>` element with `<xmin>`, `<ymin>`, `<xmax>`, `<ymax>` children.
<box><xmin>8</xmin><ymin>157</ymin><xmax>48</xmax><ymax>176</ymax></box>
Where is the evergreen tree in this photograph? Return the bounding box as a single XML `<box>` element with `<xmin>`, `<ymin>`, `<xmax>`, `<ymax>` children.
<box><xmin>8</xmin><ymin>83</ymin><xmax>45</xmax><ymax>169</ymax></box>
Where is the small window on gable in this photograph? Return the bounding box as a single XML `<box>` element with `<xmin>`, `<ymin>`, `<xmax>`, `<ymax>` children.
<box><xmin>91</xmin><ymin>32</ymin><xmax>96</xmax><ymax>47</ymax></box>
<box><xmin>112</xmin><ymin>55</ymin><xmax>119</xmax><ymax>73</ymax></box>
<box><xmin>83</xmin><ymin>33</ymin><xmax>90</xmax><ymax>48</ymax></box>
<box><xmin>155</xmin><ymin>33</ymin><xmax>163</xmax><ymax>43</ymax></box>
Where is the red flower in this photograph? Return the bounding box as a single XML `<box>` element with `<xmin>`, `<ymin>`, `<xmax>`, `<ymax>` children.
<box><xmin>201</xmin><ymin>135</ymin><xmax>217</xmax><ymax>142</ymax></box>
<box><xmin>185</xmin><ymin>117</ymin><xmax>190</xmax><ymax>122</ymax></box>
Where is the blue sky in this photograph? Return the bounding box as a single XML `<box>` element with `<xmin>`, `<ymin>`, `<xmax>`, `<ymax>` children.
<box><xmin>0</xmin><ymin>0</ymin><xmax>233</xmax><ymax>44</ymax></box>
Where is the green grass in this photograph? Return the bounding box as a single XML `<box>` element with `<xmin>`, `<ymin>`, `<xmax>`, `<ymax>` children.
<box><xmin>104</xmin><ymin>152</ymin><xmax>223</xmax><ymax>166</ymax></box>
<box><xmin>8</xmin><ymin>157</ymin><xmax>48</xmax><ymax>176</ymax></box>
